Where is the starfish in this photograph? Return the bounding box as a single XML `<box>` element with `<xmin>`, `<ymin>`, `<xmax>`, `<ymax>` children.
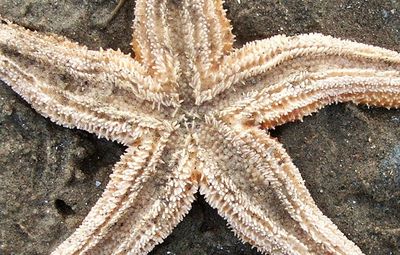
<box><xmin>0</xmin><ymin>0</ymin><xmax>400</xmax><ymax>254</ymax></box>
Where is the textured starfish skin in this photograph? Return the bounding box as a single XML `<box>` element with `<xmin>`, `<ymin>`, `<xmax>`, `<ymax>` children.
<box><xmin>0</xmin><ymin>1</ymin><xmax>400</xmax><ymax>254</ymax></box>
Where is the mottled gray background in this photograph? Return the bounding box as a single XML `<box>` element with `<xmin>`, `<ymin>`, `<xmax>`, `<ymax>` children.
<box><xmin>0</xmin><ymin>0</ymin><xmax>399</xmax><ymax>254</ymax></box>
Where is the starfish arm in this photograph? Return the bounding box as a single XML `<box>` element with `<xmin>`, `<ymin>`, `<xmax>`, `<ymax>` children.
<box><xmin>179</xmin><ymin>0</ymin><xmax>234</xmax><ymax>99</ymax></box>
<box><xmin>52</xmin><ymin>131</ymin><xmax>198</xmax><ymax>255</ymax></box>
<box><xmin>132</xmin><ymin>0</ymin><xmax>181</xmax><ymax>86</ymax></box>
<box><xmin>0</xmin><ymin>20</ymin><xmax>179</xmax><ymax>144</ymax></box>
<box><xmin>132</xmin><ymin>0</ymin><xmax>234</xmax><ymax>97</ymax></box>
<box><xmin>199</xmin><ymin>33</ymin><xmax>400</xmax><ymax>112</ymax></box>
<box><xmin>197</xmin><ymin>116</ymin><xmax>364</xmax><ymax>255</ymax></box>
<box><xmin>259</xmin><ymin>70</ymin><xmax>400</xmax><ymax>130</ymax></box>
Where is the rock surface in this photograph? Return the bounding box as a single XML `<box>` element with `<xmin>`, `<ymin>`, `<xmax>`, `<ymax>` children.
<box><xmin>0</xmin><ymin>0</ymin><xmax>399</xmax><ymax>254</ymax></box>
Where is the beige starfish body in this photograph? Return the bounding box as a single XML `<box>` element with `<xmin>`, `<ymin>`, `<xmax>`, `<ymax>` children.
<box><xmin>0</xmin><ymin>1</ymin><xmax>399</xmax><ymax>254</ymax></box>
